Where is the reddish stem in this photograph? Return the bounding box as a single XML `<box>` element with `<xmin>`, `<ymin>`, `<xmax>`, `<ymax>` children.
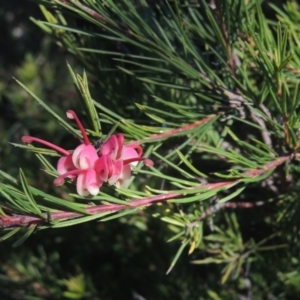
<box><xmin>144</xmin><ymin>115</ymin><xmax>217</xmax><ymax>141</ymax></box>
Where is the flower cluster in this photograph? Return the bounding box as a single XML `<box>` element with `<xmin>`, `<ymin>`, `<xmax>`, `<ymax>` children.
<box><xmin>22</xmin><ymin>110</ymin><xmax>153</xmax><ymax>196</ymax></box>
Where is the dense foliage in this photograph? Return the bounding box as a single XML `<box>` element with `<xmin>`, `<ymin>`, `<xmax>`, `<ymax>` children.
<box><xmin>1</xmin><ymin>0</ymin><xmax>300</xmax><ymax>299</ymax></box>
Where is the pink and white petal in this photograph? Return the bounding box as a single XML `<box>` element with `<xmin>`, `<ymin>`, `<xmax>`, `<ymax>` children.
<box><xmin>94</xmin><ymin>155</ymin><xmax>111</xmax><ymax>182</ymax></box>
<box><xmin>78</xmin><ymin>144</ymin><xmax>99</xmax><ymax>169</ymax></box>
<box><xmin>101</xmin><ymin>135</ymin><xmax>119</xmax><ymax>159</ymax></box>
<box><xmin>57</xmin><ymin>155</ymin><xmax>76</xmax><ymax>178</ymax></box>
<box><xmin>122</xmin><ymin>146</ymin><xmax>139</xmax><ymax>166</ymax></box>
<box><xmin>76</xmin><ymin>172</ymin><xmax>90</xmax><ymax>196</ymax></box>
<box><xmin>85</xmin><ymin>169</ymin><xmax>103</xmax><ymax>196</ymax></box>
<box><xmin>115</xmin><ymin>164</ymin><xmax>132</xmax><ymax>188</ymax></box>
<box><xmin>125</xmin><ymin>142</ymin><xmax>143</xmax><ymax>156</ymax></box>
<box><xmin>72</xmin><ymin>144</ymin><xmax>86</xmax><ymax>168</ymax></box>
<box><xmin>107</xmin><ymin>160</ymin><xmax>123</xmax><ymax>185</ymax></box>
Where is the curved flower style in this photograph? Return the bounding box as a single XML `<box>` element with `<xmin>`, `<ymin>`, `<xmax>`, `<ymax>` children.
<box><xmin>22</xmin><ymin>110</ymin><xmax>153</xmax><ymax>196</ymax></box>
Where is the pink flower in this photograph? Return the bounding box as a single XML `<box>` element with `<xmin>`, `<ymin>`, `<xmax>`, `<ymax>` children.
<box><xmin>22</xmin><ymin>110</ymin><xmax>103</xmax><ymax>196</ymax></box>
<box><xmin>54</xmin><ymin>143</ymin><xmax>103</xmax><ymax>196</ymax></box>
<box><xmin>22</xmin><ymin>110</ymin><xmax>153</xmax><ymax>196</ymax></box>
<box><xmin>95</xmin><ymin>134</ymin><xmax>153</xmax><ymax>188</ymax></box>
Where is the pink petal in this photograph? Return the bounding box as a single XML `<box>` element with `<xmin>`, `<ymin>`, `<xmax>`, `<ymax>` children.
<box><xmin>107</xmin><ymin>160</ymin><xmax>123</xmax><ymax>185</ymax></box>
<box><xmin>76</xmin><ymin>173</ymin><xmax>90</xmax><ymax>196</ymax></box>
<box><xmin>122</xmin><ymin>146</ymin><xmax>139</xmax><ymax>166</ymax></box>
<box><xmin>85</xmin><ymin>169</ymin><xmax>103</xmax><ymax>196</ymax></box>
<box><xmin>115</xmin><ymin>164</ymin><xmax>132</xmax><ymax>188</ymax></box>
<box><xmin>72</xmin><ymin>144</ymin><xmax>86</xmax><ymax>168</ymax></box>
<box><xmin>95</xmin><ymin>155</ymin><xmax>110</xmax><ymax>181</ymax></box>
<box><xmin>57</xmin><ymin>155</ymin><xmax>76</xmax><ymax>178</ymax></box>
<box><xmin>125</xmin><ymin>142</ymin><xmax>143</xmax><ymax>156</ymax></box>
<box><xmin>78</xmin><ymin>145</ymin><xmax>99</xmax><ymax>169</ymax></box>
<box><xmin>101</xmin><ymin>135</ymin><xmax>119</xmax><ymax>159</ymax></box>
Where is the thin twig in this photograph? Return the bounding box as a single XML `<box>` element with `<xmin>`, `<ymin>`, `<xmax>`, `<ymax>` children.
<box><xmin>200</xmin><ymin>200</ymin><xmax>265</xmax><ymax>221</ymax></box>
<box><xmin>142</xmin><ymin>115</ymin><xmax>218</xmax><ymax>142</ymax></box>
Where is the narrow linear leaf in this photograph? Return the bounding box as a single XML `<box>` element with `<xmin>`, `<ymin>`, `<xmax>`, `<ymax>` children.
<box><xmin>14</xmin><ymin>78</ymin><xmax>78</xmax><ymax>136</ymax></box>
<box><xmin>0</xmin><ymin>228</ymin><xmax>21</xmax><ymax>243</ymax></box>
<box><xmin>19</xmin><ymin>169</ymin><xmax>44</xmax><ymax>218</ymax></box>
<box><xmin>100</xmin><ymin>208</ymin><xmax>139</xmax><ymax>222</ymax></box>
<box><xmin>166</xmin><ymin>240</ymin><xmax>189</xmax><ymax>274</ymax></box>
<box><xmin>12</xmin><ymin>225</ymin><xmax>37</xmax><ymax>248</ymax></box>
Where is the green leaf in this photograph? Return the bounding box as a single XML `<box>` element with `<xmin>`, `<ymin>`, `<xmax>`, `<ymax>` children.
<box><xmin>166</xmin><ymin>239</ymin><xmax>189</xmax><ymax>275</ymax></box>
<box><xmin>100</xmin><ymin>208</ymin><xmax>139</xmax><ymax>222</ymax></box>
<box><xmin>12</xmin><ymin>225</ymin><xmax>37</xmax><ymax>247</ymax></box>
<box><xmin>67</xmin><ymin>64</ymin><xmax>100</xmax><ymax>134</ymax></box>
<box><xmin>14</xmin><ymin>78</ymin><xmax>81</xmax><ymax>137</ymax></box>
<box><xmin>218</xmin><ymin>186</ymin><xmax>246</xmax><ymax>203</ymax></box>
<box><xmin>19</xmin><ymin>168</ymin><xmax>44</xmax><ymax>218</ymax></box>
<box><xmin>0</xmin><ymin>228</ymin><xmax>22</xmax><ymax>242</ymax></box>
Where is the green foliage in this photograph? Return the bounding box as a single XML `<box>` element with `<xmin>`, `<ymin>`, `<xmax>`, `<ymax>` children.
<box><xmin>2</xmin><ymin>0</ymin><xmax>300</xmax><ymax>298</ymax></box>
